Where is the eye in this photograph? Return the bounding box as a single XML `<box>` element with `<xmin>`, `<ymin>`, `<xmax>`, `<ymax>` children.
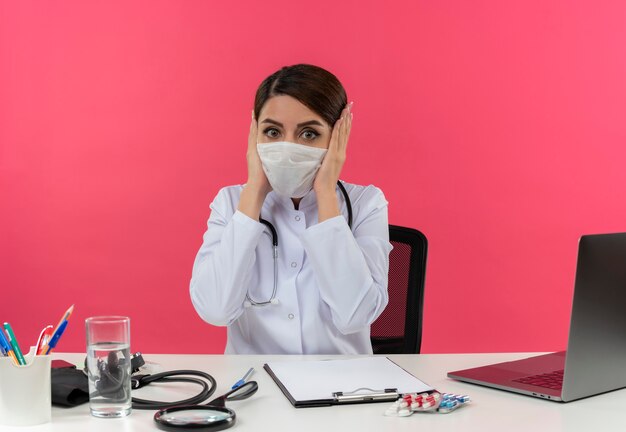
<box><xmin>263</xmin><ymin>127</ymin><xmax>281</xmax><ymax>139</ymax></box>
<box><xmin>301</xmin><ymin>129</ymin><xmax>319</xmax><ymax>141</ymax></box>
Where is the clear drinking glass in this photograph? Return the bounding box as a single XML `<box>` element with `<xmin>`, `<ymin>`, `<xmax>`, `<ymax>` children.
<box><xmin>85</xmin><ymin>316</ymin><xmax>131</xmax><ymax>418</ymax></box>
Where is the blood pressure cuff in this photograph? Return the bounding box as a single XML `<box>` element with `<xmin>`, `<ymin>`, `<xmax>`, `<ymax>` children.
<box><xmin>50</xmin><ymin>353</ymin><xmax>145</xmax><ymax>407</ymax></box>
<box><xmin>51</xmin><ymin>365</ymin><xmax>89</xmax><ymax>407</ymax></box>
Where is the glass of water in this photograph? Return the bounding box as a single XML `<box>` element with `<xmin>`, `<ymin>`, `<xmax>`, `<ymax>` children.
<box><xmin>85</xmin><ymin>316</ymin><xmax>131</xmax><ymax>418</ymax></box>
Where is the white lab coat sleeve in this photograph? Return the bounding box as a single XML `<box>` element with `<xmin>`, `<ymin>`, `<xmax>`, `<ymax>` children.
<box><xmin>299</xmin><ymin>188</ymin><xmax>392</xmax><ymax>335</ymax></box>
<box><xmin>190</xmin><ymin>190</ymin><xmax>266</xmax><ymax>326</ymax></box>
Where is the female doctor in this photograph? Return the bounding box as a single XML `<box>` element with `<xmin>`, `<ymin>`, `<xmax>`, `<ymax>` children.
<box><xmin>190</xmin><ymin>64</ymin><xmax>392</xmax><ymax>354</ymax></box>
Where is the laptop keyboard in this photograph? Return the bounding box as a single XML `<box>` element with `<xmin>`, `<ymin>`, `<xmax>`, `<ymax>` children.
<box><xmin>513</xmin><ymin>370</ymin><xmax>564</xmax><ymax>390</ymax></box>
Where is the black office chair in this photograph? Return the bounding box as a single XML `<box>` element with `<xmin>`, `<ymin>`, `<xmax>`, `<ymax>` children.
<box><xmin>370</xmin><ymin>225</ymin><xmax>428</xmax><ymax>354</ymax></box>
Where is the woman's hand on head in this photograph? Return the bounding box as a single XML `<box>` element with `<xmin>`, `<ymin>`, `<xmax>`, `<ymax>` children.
<box><xmin>245</xmin><ymin>111</ymin><xmax>272</xmax><ymax>196</ymax></box>
<box><xmin>238</xmin><ymin>111</ymin><xmax>271</xmax><ymax>221</ymax></box>
<box><xmin>313</xmin><ymin>103</ymin><xmax>352</xmax><ymax>196</ymax></box>
<box><xmin>313</xmin><ymin>103</ymin><xmax>352</xmax><ymax>223</ymax></box>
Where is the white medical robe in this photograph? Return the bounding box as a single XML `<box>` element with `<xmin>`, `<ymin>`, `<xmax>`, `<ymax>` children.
<box><xmin>190</xmin><ymin>182</ymin><xmax>392</xmax><ymax>354</ymax></box>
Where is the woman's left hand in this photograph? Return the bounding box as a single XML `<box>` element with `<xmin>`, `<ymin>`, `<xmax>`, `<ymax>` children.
<box><xmin>313</xmin><ymin>102</ymin><xmax>353</xmax><ymax>195</ymax></box>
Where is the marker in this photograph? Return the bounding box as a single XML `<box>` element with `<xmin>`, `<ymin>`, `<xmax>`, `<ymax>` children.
<box><xmin>232</xmin><ymin>367</ymin><xmax>255</xmax><ymax>389</ymax></box>
<box><xmin>42</xmin><ymin>320</ymin><xmax>68</xmax><ymax>355</ymax></box>
<box><xmin>36</xmin><ymin>325</ymin><xmax>54</xmax><ymax>355</ymax></box>
<box><xmin>0</xmin><ymin>329</ymin><xmax>19</xmax><ymax>366</ymax></box>
<box><xmin>3</xmin><ymin>323</ymin><xmax>26</xmax><ymax>365</ymax></box>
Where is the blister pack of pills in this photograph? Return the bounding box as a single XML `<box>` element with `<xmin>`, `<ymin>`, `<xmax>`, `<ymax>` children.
<box><xmin>384</xmin><ymin>392</ymin><xmax>470</xmax><ymax>417</ymax></box>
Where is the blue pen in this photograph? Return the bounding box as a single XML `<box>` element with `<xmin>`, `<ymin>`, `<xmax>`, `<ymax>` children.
<box><xmin>0</xmin><ymin>330</ymin><xmax>11</xmax><ymax>356</ymax></box>
<box><xmin>0</xmin><ymin>325</ymin><xmax>20</xmax><ymax>365</ymax></box>
<box><xmin>42</xmin><ymin>320</ymin><xmax>68</xmax><ymax>355</ymax></box>
<box><xmin>232</xmin><ymin>367</ymin><xmax>255</xmax><ymax>389</ymax></box>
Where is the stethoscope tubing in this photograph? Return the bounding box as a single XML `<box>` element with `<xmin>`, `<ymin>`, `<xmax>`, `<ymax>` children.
<box><xmin>246</xmin><ymin>180</ymin><xmax>353</xmax><ymax>307</ymax></box>
<box><xmin>132</xmin><ymin>369</ymin><xmax>218</xmax><ymax>410</ymax></box>
<box><xmin>85</xmin><ymin>356</ymin><xmax>258</xmax><ymax>431</ymax></box>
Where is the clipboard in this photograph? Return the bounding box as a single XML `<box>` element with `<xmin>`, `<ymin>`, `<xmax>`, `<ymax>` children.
<box><xmin>263</xmin><ymin>357</ymin><xmax>434</xmax><ymax>408</ymax></box>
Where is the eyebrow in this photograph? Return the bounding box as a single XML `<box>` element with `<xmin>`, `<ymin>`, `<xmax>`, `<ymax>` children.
<box><xmin>261</xmin><ymin>118</ymin><xmax>325</xmax><ymax>128</ymax></box>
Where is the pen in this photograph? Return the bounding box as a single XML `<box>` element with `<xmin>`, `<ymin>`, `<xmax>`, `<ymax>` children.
<box><xmin>0</xmin><ymin>329</ymin><xmax>19</xmax><ymax>366</ymax></box>
<box><xmin>42</xmin><ymin>320</ymin><xmax>68</xmax><ymax>355</ymax></box>
<box><xmin>53</xmin><ymin>304</ymin><xmax>74</xmax><ymax>332</ymax></box>
<box><xmin>232</xmin><ymin>367</ymin><xmax>255</xmax><ymax>389</ymax></box>
<box><xmin>3</xmin><ymin>323</ymin><xmax>26</xmax><ymax>365</ymax></box>
<box><xmin>39</xmin><ymin>304</ymin><xmax>74</xmax><ymax>355</ymax></box>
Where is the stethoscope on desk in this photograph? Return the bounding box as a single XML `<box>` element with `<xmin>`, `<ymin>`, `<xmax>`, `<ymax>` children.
<box><xmin>86</xmin><ymin>352</ymin><xmax>258</xmax><ymax>431</ymax></box>
<box><xmin>245</xmin><ymin>180</ymin><xmax>353</xmax><ymax>307</ymax></box>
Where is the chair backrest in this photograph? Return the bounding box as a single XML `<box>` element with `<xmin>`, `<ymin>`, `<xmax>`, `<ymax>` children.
<box><xmin>370</xmin><ymin>225</ymin><xmax>428</xmax><ymax>354</ymax></box>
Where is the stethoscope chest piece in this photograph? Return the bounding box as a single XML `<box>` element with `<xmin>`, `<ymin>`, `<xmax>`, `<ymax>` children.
<box><xmin>154</xmin><ymin>405</ymin><xmax>236</xmax><ymax>432</ymax></box>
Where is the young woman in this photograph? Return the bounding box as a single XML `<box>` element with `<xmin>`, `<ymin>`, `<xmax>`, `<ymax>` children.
<box><xmin>190</xmin><ymin>64</ymin><xmax>392</xmax><ymax>354</ymax></box>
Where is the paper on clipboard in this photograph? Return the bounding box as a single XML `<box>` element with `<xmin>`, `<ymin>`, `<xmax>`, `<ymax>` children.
<box><xmin>264</xmin><ymin>357</ymin><xmax>433</xmax><ymax>404</ymax></box>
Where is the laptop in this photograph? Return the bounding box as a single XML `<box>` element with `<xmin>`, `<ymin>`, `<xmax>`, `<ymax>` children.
<box><xmin>448</xmin><ymin>232</ymin><xmax>626</xmax><ymax>402</ymax></box>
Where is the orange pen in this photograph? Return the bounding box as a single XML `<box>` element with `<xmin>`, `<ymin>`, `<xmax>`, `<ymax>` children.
<box><xmin>6</xmin><ymin>350</ymin><xmax>18</xmax><ymax>365</ymax></box>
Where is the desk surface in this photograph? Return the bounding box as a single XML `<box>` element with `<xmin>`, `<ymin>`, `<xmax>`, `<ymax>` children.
<box><xmin>9</xmin><ymin>352</ymin><xmax>626</xmax><ymax>432</ymax></box>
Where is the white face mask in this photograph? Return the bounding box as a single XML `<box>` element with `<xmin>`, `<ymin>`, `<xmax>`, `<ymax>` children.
<box><xmin>257</xmin><ymin>142</ymin><xmax>327</xmax><ymax>198</ymax></box>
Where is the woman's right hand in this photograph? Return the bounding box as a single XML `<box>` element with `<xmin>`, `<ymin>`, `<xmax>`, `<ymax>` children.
<box><xmin>245</xmin><ymin>111</ymin><xmax>272</xmax><ymax>195</ymax></box>
<box><xmin>238</xmin><ymin>111</ymin><xmax>271</xmax><ymax>220</ymax></box>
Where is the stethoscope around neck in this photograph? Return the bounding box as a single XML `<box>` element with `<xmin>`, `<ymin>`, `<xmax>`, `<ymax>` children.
<box><xmin>244</xmin><ymin>180</ymin><xmax>353</xmax><ymax>307</ymax></box>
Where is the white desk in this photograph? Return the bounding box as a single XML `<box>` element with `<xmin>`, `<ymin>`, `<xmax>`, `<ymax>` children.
<box><xmin>8</xmin><ymin>353</ymin><xmax>626</xmax><ymax>431</ymax></box>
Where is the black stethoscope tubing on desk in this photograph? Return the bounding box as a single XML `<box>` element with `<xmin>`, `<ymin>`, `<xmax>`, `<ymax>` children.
<box><xmin>245</xmin><ymin>180</ymin><xmax>353</xmax><ymax>307</ymax></box>
<box><xmin>85</xmin><ymin>355</ymin><xmax>258</xmax><ymax>431</ymax></box>
<box><xmin>131</xmin><ymin>370</ymin><xmax>258</xmax><ymax>431</ymax></box>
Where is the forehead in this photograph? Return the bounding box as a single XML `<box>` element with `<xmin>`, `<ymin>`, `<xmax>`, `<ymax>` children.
<box><xmin>259</xmin><ymin>95</ymin><xmax>328</xmax><ymax>127</ymax></box>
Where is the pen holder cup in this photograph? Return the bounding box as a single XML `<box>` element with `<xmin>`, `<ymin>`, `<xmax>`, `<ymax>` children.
<box><xmin>0</xmin><ymin>347</ymin><xmax>52</xmax><ymax>427</ymax></box>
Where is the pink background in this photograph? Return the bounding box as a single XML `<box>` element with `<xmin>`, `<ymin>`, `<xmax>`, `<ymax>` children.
<box><xmin>2</xmin><ymin>1</ymin><xmax>625</xmax><ymax>354</ymax></box>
